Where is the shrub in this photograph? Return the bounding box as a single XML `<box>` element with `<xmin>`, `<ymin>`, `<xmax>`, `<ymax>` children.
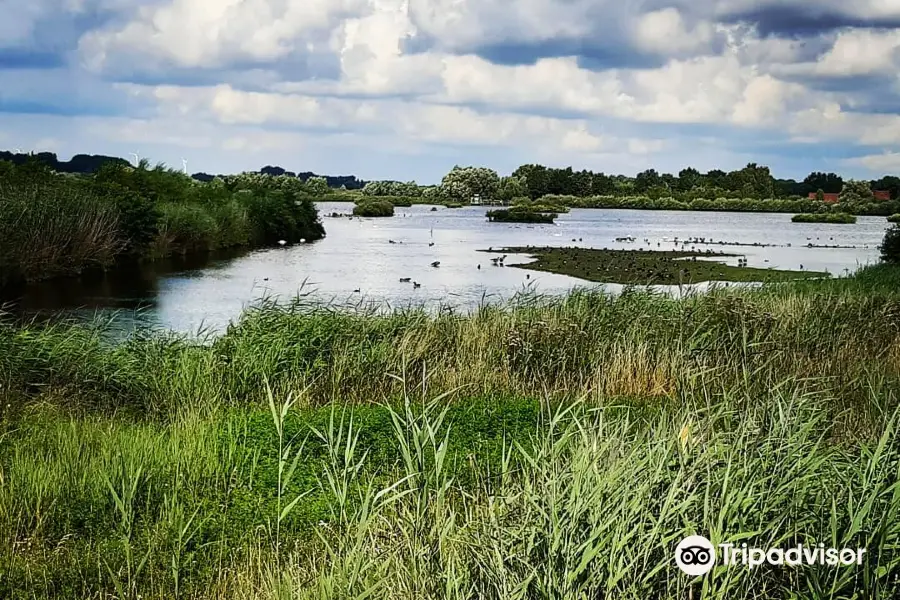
<box><xmin>353</xmin><ymin>199</ymin><xmax>395</xmax><ymax>217</ymax></box>
<box><xmin>487</xmin><ymin>207</ymin><xmax>557</xmax><ymax>223</ymax></box>
<box><xmin>155</xmin><ymin>202</ymin><xmax>218</xmax><ymax>255</ymax></box>
<box><xmin>791</xmin><ymin>213</ymin><xmax>856</xmax><ymax>224</ymax></box>
<box><xmin>880</xmin><ymin>224</ymin><xmax>900</xmax><ymax>263</ymax></box>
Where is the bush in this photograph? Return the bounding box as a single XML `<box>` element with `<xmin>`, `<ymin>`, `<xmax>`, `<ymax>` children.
<box><xmin>353</xmin><ymin>199</ymin><xmax>395</xmax><ymax>217</ymax></box>
<box><xmin>887</xmin><ymin>214</ymin><xmax>900</xmax><ymax>223</ymax></box>
<box><xmin>155</xmin><ymin>202</ymin><xmax>218</xmax><ymax>255</ymax></box>
<box><xmin>880</xmin><ymin>224</ymin><xmax>900</xmax><ymax>263</ymax></box>
<box><xmin>791</xmin><ymin>213</ymin><xmax>856</xmax><ymax>224</ymax></box>
<box><xmin>487</xmin><ymin>207</ymin><xmax>557</xmax><ymax>223</ymax></box>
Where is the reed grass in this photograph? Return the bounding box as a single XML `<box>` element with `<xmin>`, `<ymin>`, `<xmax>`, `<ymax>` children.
<box><xmin>2</xmin><ymin>268</ymin><xmax>900</xmax><ymax>598</ymax></box>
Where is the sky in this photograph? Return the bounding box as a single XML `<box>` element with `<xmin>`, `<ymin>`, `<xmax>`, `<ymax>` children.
<box><xmin>2</xmin><ymin>1</ymin><xmax>900</xmax><ymax>184</ymax></box>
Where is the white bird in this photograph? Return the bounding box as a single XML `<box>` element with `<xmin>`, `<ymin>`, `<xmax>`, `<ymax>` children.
<box><xmin>300</xmin><ymin>238</ymin><xmax>306</xmax><ymax>243</ymax></box>
<box><xmin>278</xmin><ymin>240</ymin><xmax>287</xmax><ymax>246</ymax></box>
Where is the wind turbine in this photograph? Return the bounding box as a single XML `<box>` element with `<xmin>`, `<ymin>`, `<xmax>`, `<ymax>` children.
<box><xmin>13</xmin><ymin>148</ymin><xmax>23</xmax><ymax>154</ymax></box>
<box><xmin>129</xmin><ymin>151</ymin><xmax>140</xmax><ymax>167</ymax></box>
<box><xmin>181</xmin><ymin>158</ymin><xmax>188</xmax><ymax>175</ymax></box>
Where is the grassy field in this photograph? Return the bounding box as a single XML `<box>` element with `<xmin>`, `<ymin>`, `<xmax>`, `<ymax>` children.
<box><xmin>485</xmin><ymin>246</ymin><xmax>826</xmax><ymax>284</ymax></box>
<box><xmin>2</xmin><ymin>266</ymin><xmax>900</xmax><ymax>598</ymax></box>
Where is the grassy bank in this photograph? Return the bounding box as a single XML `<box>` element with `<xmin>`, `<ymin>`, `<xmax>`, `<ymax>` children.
<box><xmin>487</xmin><ymin>246</ymin><xmax>825</xmax><ymax>284</ymax></box>
<box><xmin>0</xmin><ymin>160</ymin><xmax>325</xmax><ymax>286</ymax></box>
<box><xmin>3</xmin><ymin>266</ymin><xmax>900</xmax><ymax>598</ymax></box>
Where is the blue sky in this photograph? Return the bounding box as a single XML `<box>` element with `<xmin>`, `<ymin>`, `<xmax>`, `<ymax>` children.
<box><xmin>2</xmin><ymin>0</ymin><xmax>900</xmax><ymax>184</ymax></box>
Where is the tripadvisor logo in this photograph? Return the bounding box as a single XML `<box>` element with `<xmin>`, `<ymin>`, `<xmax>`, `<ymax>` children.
<box><xmin>675</xmin><ymin>535</ymin><xmax>866</xmax><ymax>575</ymax></box>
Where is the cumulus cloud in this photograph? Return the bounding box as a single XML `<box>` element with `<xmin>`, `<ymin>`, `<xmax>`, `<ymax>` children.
<box><xmin>0</xmin><ymin>0</ymin><xmax>899</xmax><ymax>179</ymax></box>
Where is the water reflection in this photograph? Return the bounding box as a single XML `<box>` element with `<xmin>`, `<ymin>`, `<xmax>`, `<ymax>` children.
<box><xmin>0</xmin><ymin>203</ymin><xmax>891</xmax><ymax>334</ymax></box>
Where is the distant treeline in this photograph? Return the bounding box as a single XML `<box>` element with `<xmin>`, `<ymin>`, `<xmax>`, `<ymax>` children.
<box><xmin>0</xmin><ymin>151</ymin><xmax>367</xmax><ymax>189</ymax></box>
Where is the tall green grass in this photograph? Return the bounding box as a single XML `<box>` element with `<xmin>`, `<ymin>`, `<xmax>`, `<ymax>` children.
<box><xmin>2</xmin><ymin>270</ymin><xmax>900</xmax><ymax>598</ymax></box>
<box><xmin>0</xmin><ymin>179</ymin><xmax>122</xmax><ymax>283</ymax></box>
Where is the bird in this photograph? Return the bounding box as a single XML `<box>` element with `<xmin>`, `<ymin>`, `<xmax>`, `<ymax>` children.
<box><xmin>400</xmin><ymin>277</ymin><xmax>411</xmax><ymax>282</ymax></box>
<box><xmin>278</xmin><ymin>240</ymin><xmax>287</xmax><ymax>246</ymax></box>
<box><xmin>389</xmin><ymin>240</ymin><xmax>397</xmax><ymax>244</ymax></box>
<box><xmin>431</xmin><ymin>261</ymin><xmax>440</xmax><ymax>268</ymax></box>
<box><xmin>526</xmin><ymin>274</ymin><xmax>530</xmax><ymax>279</ymax></box>
<box><xmin>477</xmin><ymin>264</ymin><xmax>481</xmax><ymax>270</ymax></box>
<box><xmin>353</xmin><ymin>288</ymin><xmax>361</xmax><ymax>293</ymax></box>
<box><xmin>413</xmin><ymin>281</ymin><xmax>421</xmax><ymax>288</ymax></box>
<box><xmin>428</xmin><ymin>242</ymin><xmax>435</xmax><ymax>247</ymax></box>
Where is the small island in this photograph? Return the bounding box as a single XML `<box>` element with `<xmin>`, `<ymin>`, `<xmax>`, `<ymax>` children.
<box><xmin>353</xmin><ymin>199</ymin><xmax>395</xmax><ymax>217</ymax></box>
<box><xmin>791</xmin><ymin>213</ymin><xmax>856</xmax><ymax>224</ymax></box>
<box><xmin>486</xmin><ymin>207</ymin><xmax>557</xmax><ymax>223</ymax></box>
<box><xmin>480</xmin><ymin>246</ymin><xmax>828</xmax><ymax>284</ymax></box>
<box><xmin>888</xmin><ymin>214</ymin><xmax>900</xmax><ymax>223</ymax></box>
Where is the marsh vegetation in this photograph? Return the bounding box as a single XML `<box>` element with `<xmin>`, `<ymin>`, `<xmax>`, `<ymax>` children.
<box><xmin>0</xmin><ymin>160</ymin><xmax>325</xmax><ymax>287</ymax></box>
<box><xmin>2</xmin><ymin>265</ymin><xmax>900</xmax><ymax>598</ymax></box>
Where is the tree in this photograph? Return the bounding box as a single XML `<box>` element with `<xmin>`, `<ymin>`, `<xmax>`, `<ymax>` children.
<box><xmin>839</xmin><ymin>180</ymin><xmax>874</xmax><ymax>204</ymax></box>
<box><xmin>803</xmin><ymin>172</ymin><xmax>843</xmax><ymax>194</ymax></box>
<box><xmin>512</xmin><ymin>164</ymin><xmax>549</xmax><ymax>199</ymax></box>
<box><xmin>871</xmin><ymin>176</ymin><xmax>900</xmax><ymax>200</ymax></box>
<box><xmin>497</xmin><ymin>176</ymin><xmax>526</xmax><ymax>202</ymax></box>
<box><xmin>677</xmin><ymin>167</ymin><xmax>702</xmax><ymax>191</ymax></box>
<box><xmin>305</xmin><ymin>176</ymin><xmax>330</xmax><ymax>196</ymax></box>
<box><xmin>816</xmin><ymin>189</ymin><xmax>825</xmax><ymax>202</ymax></box>
<box><xmin>439</xmin><ymin>166</ymin><xmax>501</xmax><ymax>203</ymax></box>
<box><xmin>634</xmin><ymin>169</ymin><xmax>661</xmax><ymax>193</ymax></box>
<box><xmin>880</xmin><ymin>224</ymin><xmax>900</xmax><ymax>263</ymax></box>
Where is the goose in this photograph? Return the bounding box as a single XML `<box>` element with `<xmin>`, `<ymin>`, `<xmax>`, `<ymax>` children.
<box><xmin>431</xmin><ymin>261</ymin><xmax>441</xmax><ymax>268</ymax></box>
<box><xmin>413</xmin><ymin>281</ymin><xmax>421</xmax><ymax>288</ymax></box>
<box><xmin>353</xmin><ymin>288</ymin><xmax>361</xmax><ymax>293</ymax></box>
<box><xmin>400</xmin><ymin>277</ymin><xmax>411</xmax><ymax>283</ymax></box>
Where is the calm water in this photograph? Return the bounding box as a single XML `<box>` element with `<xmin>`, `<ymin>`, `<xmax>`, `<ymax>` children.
<box><xmin>1</xmin><ymin>203</ymin><xmax>891</xmax><ymax>334</ymax></box>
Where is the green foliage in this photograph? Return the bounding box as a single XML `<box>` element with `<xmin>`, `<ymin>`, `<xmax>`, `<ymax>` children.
<box><xmin>352</xmin><ymin>199</ymin><xmax>395</xmax><ymax>217</ymax></box>
<box><xmin>839</xmin><ymin>180</ymin><xmax>875</xmax><ymax>204</ymax></box>
<box><xmin>440</xmin><ymin>165</ymin><xmax>501</xmax><ymax>203</ymax></box>
<box><xmin>888</xmin><ymin>214</ymin><xmax>900</xmax><ymax>223</ymax></box>
<box><xmin>0</xmin><ymin>161</ymin><xmax>325</xmax><ymax>284</ymax></box>
<box><xmin>791</xmin><ymin>212</ymin><xmax>857</xmax><ymax>224</ymax></box>
<box><xmin>0</xmin><ymin>166</ymin><xmax>122</xmax><ymax>284</ymax></box>
<box><xmin>880</xmin><ymin>224</ymin><xmax>900</xmax><ymax>264</ymax></box>
<box><xmin>361</xmin><ymin>180</ymin><xmax>422</xmax><ymax>197</ymax></box>
<box><xmin>486</xmin><ymin>207</ymin><xmax>557</xmax><ymax>223</ymax></box>
<box><xmin>5</xmin><ymin>271</ymin><xmax>900</xmax><ymax>597</ymax></box>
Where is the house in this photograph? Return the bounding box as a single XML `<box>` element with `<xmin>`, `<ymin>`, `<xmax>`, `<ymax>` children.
<box><xmin>808</xmin><ymin>192</ymin><xmax>840</xmax><ymax>203</ymax></box>
<box><xmin>874</xmin><ymin>190</ymin><xmax>892</xmax><ymax>201</ymax></box>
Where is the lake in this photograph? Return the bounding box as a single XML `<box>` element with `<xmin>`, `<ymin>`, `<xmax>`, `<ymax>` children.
<box><xmin>1</xmin><ymin>203</ymin><xmax>891</xmax><ymax>334</ymax></box>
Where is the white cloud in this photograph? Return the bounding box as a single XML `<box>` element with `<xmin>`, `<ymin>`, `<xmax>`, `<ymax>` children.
<box><xmin>815</xmin><ymin>29</ymin><xmax>900</xmax><ymax>76</ymax></box>
<box><xmin>847</xmin><ymin>151</ymin><xmax>900</xmax><ymax>172</ymax></box>
<box><xmin>633</xmin><ymin>8</ymin><xmax>718</xmax><ymax>56</ymax></box>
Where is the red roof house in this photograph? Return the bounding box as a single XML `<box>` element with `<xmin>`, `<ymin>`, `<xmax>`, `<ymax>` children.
<box><xmin>808</xmin><ymin>192</ymin><xmax>840</xmax><ymax>203</ymax></box>
<box><xmin>874</xmin><ymin>190</ymin><xmax>891</xmax><ymax>201</ymax></box>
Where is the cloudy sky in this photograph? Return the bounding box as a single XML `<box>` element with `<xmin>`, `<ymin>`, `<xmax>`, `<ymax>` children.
<box><xmin>2</xmin><ymin>0</ymin><xmax>900</xmax><ymax>183</ymax></box>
